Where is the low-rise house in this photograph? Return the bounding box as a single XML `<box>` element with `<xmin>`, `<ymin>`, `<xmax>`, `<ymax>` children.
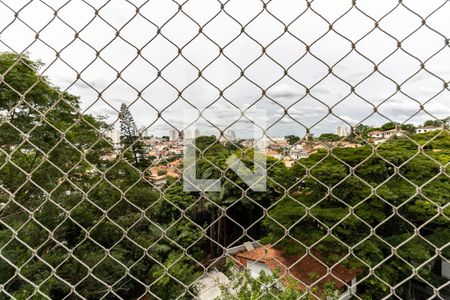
<box><xmin>291</xmin><ymin>143</ymin><xmax>306</xmax><ymax>151</ymax></box>
<box><xmin>155</xmin><ymin>145</ymin><xmax>168</xmax><ymax>152</ymax></box>
<box><xmin>339</xmin><ymin>141</ymin><xmax>361</xmax><ymax>148</ymax></box>
<box><xmin>313</xmin><ymin>144</ymin><xmax>328</xmax><ymax>150</ymax></box>
<box><xmin>442</xmin><ymin>259</ymin><xmax>450</xmax><ymax>279</ymax></box>
<box><xmin>166</xmin><ymin>167</ymin><xmax>180</xmax><ymax>177</ymax></box>
<box><xmin>231</xmin><ymin>244</ymin><xmax>358</xmax><ymax>299</ymax></box>
<box><xmin>373</xmin><ymin>138</ymin><xmax>388</xmax><ymax>145</ymax></box>
<box><xmin>383</xmin><ymin>129</ymin><xmax>406</xmax><ymax>138</ymax></box>
<box><xmin>411</xmin><ymin>257</ymin><xmax>450</xmax><ymax>299</ymax></box>
<box><xmin>367</xmin><ymin>130</ymin><xmax>384</xmax><ymax>139</ymax></box>
<box><xmin>147</xmin><ymin>150</ymin><xmax>159</xmax><ymax>158</ymax></box>
<box><xmin>368</xmin><ymin>129</ymin><xmax>406</xmax><ymax>143</ymax></box>
<box><xmin>168</xmin><ymin>159</ymin><xmax>182</xmax><ymax>168</ymax></box>
<box><xmin>274</xmin><ymin>140</ymin><xmax>289</xmax><ymax>148</ymax></box>
<box><xmin>289</xmin><ymin>149</ymin><xmax>309</xmax><ymax>160</ymax></box>
<box><xmin>265</xmin><ymin>149</ymin><xmax>283</xmax><ymax>160</ymax></box>
<box><xmin>415</xmin><ymin>126</ymin><xmax>443</xmax><ymax>134</ymax></box>
<box><xmin>148</xmin><ymin>165</ymin><xmax>180</xmax><ymax>186</ymax></box>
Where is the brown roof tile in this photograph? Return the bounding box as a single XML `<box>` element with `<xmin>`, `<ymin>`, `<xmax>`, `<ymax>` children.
<box><xmin>233</xmin><ymin>244</ymin><xmax>358</xmax><ymax>293</ymax></box>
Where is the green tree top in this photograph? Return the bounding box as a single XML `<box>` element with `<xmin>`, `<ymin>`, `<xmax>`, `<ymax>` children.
<box><xmin>285</xmin><ymin>134</ymin><xmax>300</xmax><ymax>145</ymax></box>
<box><xmin>318</xmin><ymin>133</ymin><xmax>341</xmax><ymax>142</ymax></box>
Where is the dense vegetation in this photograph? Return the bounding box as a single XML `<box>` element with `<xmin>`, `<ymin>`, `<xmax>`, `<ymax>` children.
<box><xmin>219</xmin><ymin>267</ymin><xmax>304</xmax><ymax>300</ymax></box>
<box><xmin>261</xmin><ymin>134</ymin><xmax>450</xmax><ymax>299</ymax></box>
<box><xmin>0</xmin><ymin>53</ymin><xmax>201</xmax><ymax>299</ymax></box>
<box><xmin>0</xmin><ymin>53</ymin><xmax>448</xmax><ymax>299</ymax></box>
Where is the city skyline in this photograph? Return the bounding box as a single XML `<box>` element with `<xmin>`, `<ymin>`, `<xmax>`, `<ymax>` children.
<box><xmin>107</xmin><ymin>120</ymin><xmax>444</xmax><ymax>141</ymax></box>
<box><xmin>1</xmin><ymin>1</ymin><xmax>449</xmax><ymax>299</ymax></box>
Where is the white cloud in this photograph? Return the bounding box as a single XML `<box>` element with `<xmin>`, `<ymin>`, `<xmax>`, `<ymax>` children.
<box><xmin>1</xmin><ymin>0</ymin><xmax>448</xmax><ymax>136</ymax></box>
<box><xmin>267</xmin><ymin>83</ymin><xmax>303</xmax><ymax>98</ymax></box>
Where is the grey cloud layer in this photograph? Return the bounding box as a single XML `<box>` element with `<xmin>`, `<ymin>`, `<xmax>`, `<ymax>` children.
<box><xmin>0</xmin><ymin>0</ymin><xmax>448</xmax><ymax>136</ymax></box>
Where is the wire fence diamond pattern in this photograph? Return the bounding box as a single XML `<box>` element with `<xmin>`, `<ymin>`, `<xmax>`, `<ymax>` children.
<box><xmin>0</xmin><ymin>0</ymin><xmax>449</xmax><ymax>300</ymax></box>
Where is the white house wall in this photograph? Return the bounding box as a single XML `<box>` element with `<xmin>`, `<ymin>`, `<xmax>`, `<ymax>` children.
<box><xmin>442</xmin><ymin>260</ymin><xmax>450</xmax><ymax>279</ymax></box>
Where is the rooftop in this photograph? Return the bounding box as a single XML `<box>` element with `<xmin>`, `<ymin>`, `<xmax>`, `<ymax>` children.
<box><xmin>233</xmin><ymin>244</ymin><xmax>358</xmax><ymax>293</ymax></box>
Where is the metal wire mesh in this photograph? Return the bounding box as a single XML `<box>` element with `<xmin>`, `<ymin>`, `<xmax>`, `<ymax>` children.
<box><xmin>0</xmin><ymin>0</ymin><xmax>449</xmax><ymax>299</ymax></box>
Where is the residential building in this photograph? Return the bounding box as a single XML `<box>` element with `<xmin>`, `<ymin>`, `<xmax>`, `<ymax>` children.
<box><xmin>340</xmin><ymin>141</ymin><xmax>361</xmax><ymax>148</ymax></box>
<box><xmin>291</xmin><ymin>143</ymin><xmax>305</xmax><ymax>151</ymax></box>
<box><xmin>410</xmin><ymin>257</ymin><xmax>450</xmax><ymax>299</ymax></box>
<box><xmin>231</xmin><ymin>244</ymin><xmax>358</xmax><ymax>299</ymax></box>
<box><xmin>367</xmin><ymin>129</ymin><xmax>406</xmax><ymax>145</ymax></box>
<box><xmin>265</xmin><ymin>149</ymin><xmax>283</xmax><ymax>160</ymax></box>
<box><xmin>289</xmin><ymin>149</ymin><xmax>309</xmax><ymax>160</ymax></box>
<box><xmin>148</xmin><ymin>165</ymin><xmax>181</xmax><ymax>187</ymax></box>
<box><xmin>169</xmin><ymin>129</ymin><xmax>181</xmax><ymax>141</ymax></box>
<box><xmin>415</xmin><ymin>126</ymin><xmax>443</xmax><ymax>134</ymax></box>
<box><xmin>337</xmin><ymin>126</ymin><xmax>350</xmax><ymax>137</ymax></box>
<box><xmin>169</xmin><ymin>146</ymin><xmax>183</xmax><ymax>155</ymax></box>
<box><xmin>442</xmin><ymin>259</ymin><xmax>450</xmax><ymax>279</ymax></box>
<box><xmin>138</xmin><ymin>126</ymin><xmax>148</xmax><ymax>138</ymax></box>
<box><xmin>106</xmin><ymin>127</ymin><xmax>121</xmax><ymax>149</ymax></box>
<box><xmin>383</xmin><ymin>129</ymin><xmax>406</xmax><ymax>138</ymax></box>
<box><xmin>373</xmin><ymin>138</ymin><xmax>388</xmax><ymax>145</ymax></box>
<box><xmin>224</xmin><ymin>129</ymin><xmax>236</xmax><ymax>141</ymax></box>
<box><xmin>184</xmin><ymin>129</ymin><xmax>200</xmax><ymax>140</ymax></box>
<box><xmin>368</xmin><ymin>130</ymin><xmax>384</xmax><ymax>139</ymax></box>
<box><xmin>270</xmin><ymin>137</ymin><xmax>289</xmax><ymax>147</ymax></box>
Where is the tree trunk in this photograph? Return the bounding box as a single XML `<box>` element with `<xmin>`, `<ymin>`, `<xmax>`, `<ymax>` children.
<box><xmin>223</xmin><ymin>209</ymin><xmax>227</xmax><ymax>247</ymax></box>
<box><xmin>209</xmin><ymin>222</ymin><xmax>214</xmax><ymax>258</ymax></box>
<box><xmin>217</xmin><ymin>211</ymin><xmax>221</xmax><ymax>250</ymax></box>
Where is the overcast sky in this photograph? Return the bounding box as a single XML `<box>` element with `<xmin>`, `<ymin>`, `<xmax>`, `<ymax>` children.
<box><xmin>0</xmin><ymin>0</ymin><xmax>449</xmax><ymax>137</ymax></box>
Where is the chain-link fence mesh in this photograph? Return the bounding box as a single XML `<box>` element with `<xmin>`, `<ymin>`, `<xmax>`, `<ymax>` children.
<box><xmin>0</xmin><ymin>0</ymin><xmax>449</xmax><ymax>299</ymax></box>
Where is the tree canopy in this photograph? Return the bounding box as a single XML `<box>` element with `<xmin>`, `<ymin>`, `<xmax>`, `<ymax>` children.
<box><xmin>0</xmin><ymin>53</ymin><xmax>200</xmax><ymax>299</ymax></box>
<box><xmin>0</xmin><ymin>53</ymin><xmax>448</xmax><ymax>300</ymax></box>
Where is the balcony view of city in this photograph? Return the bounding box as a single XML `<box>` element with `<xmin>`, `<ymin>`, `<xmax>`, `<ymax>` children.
<box><xmin>0</xmin><ymin>0</ymin><xmax>449</xmax><ymax>299</ymax></box>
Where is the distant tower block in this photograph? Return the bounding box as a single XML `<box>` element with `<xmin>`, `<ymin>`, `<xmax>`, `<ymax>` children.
<box><xmin>169</xmin><ymin>129</ymin><xmax>180</xmax><ymax>141</ymax></box>
<box><xmin>337</xmin><ymin>126</ymin><xmax>350</xmax><ymax>137</ymax></box>
<box><xmin>224</xmin><ymin>129</ymin><xmax>236</xmax><ymax>141</ymax></box>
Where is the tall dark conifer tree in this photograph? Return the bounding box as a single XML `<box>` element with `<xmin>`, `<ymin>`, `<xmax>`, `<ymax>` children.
<box><xmin>119</xmin><ymin>103</ymin><xmax>147</xmax><ymax>168</ymax></box>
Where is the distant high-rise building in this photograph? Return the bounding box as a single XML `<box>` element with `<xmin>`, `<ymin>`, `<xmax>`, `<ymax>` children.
<box><xmin>138</xmin><ymin>126</ymin><xmax>148</xmax><ymax>138</ymax></box>
<box><xmin>169</xmin><ymin>129</ymin><xmax>181</xmax><ymax>142</ymax></box>
<box><xmin>337</xmin><ymin>126</ymin><xmax>350</xmax><ymax>137</ymax></box>
<box><xmin>106</xmin><ymin>128</ymin><xmax>121</xmax><ymax>149</ymax></box>
<box><xmin>224</xmin><ymin>129</ymin><xmax>236</xmax><ymax>141</ymax></box>
<box><xmin>184</xmin><ymin>129</ymin><xmax>200</xmax><ymax>140</ymax></box>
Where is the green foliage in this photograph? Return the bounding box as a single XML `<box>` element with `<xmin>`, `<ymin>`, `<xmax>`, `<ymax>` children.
<box><xmin>424</xmin><ymin>119</ymin><xmax>443</xmax><ymax>127</ymax></box>
<box><xmin>1</xmin><ymin>52</ymin><xmax>449</xmax><ymax>300</ymax></box>
<box><xmin>218</xmin><ymin>268</ymin><xmax>304</xmax><ymax>300</ymax></box>
<box><xmin>261</xmin><ymin>131</ymin><xmax>450</xmax><ymax>299</ymax></box>
<box><xmin>381</xmin><ymin>122</ymin><xmax>396</xmax><ymax>131</ymax></box>
<box><xmin>119</xmin><ymin>103</ymin><xmax>149</xmax><ymax>169</ymax></box>
<box><xmin>285</xmin><ymin>135</ymin><xmax>300</xmax><ymax>145</ymax></box>
<box><xmin>318</xmin><ymin>133</ymin><xmax>341</xmax><ymax>142</ymax></box>
<box><xmin>0</xmin><ymin>53</ymin><xmax>199</xmax><ymax>299</ymax></box>
<box><xmin>401</xmin><ymin>123</ymin><xmax>416</xmax><ymax>133</ymax></box>
<box><xmin>354</xmin><ymin>124</ymin><xmax>371</xmax><ymax>137</ymax></box>
<box><xmin>157</xmin><ymin>168</ymin><xmax>168</xmax><ymax>176</ymax></box>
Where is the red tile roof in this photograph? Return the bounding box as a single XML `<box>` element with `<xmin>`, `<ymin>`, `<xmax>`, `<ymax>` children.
<box><xmin>233</xmin><ymin>244</ymin><xmax>357</xmax><ymax>293</ymax></box>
